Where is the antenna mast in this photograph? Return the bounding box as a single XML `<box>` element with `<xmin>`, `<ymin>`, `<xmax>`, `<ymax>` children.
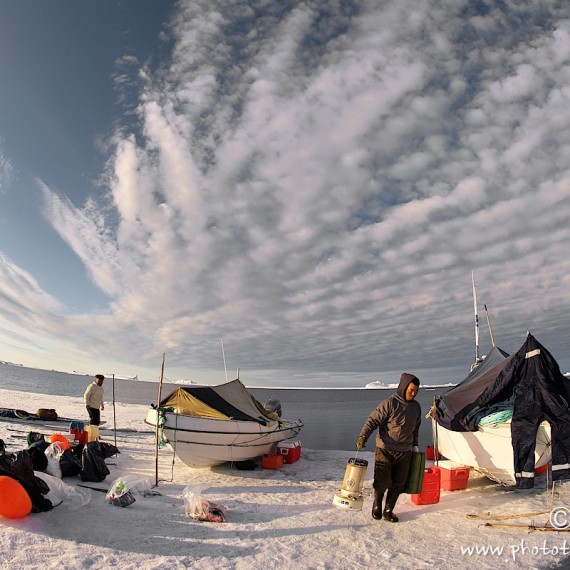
<box><xmin>484</xmin><ymin>304</ymin><xmax>495</xmax><ymax>347</ymax></box>
<box><xmin>221</xmin><ymin>337</ymin><xmax>228</xmax><ymax>382</ymax></box>
<box><xmin>471</xmin><ymin>271</ymin><xmax>482</xmax><ymax>370</ymax></box>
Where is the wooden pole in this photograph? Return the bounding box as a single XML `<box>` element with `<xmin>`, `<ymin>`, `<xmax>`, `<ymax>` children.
<box><xmin>154</xmin><ymin>353</ymin><xmax>166</xmax><ymax>487</ymax></box>
<box><xmin>112</xmin><ymin>374</ymin><xmax>117</xmax><ymax>449</ymax></box>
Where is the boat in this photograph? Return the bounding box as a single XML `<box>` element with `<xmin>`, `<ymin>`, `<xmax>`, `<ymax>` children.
<box><xmin>433</xmin><ymin>339</ymin><xmax>559</xmax><ymax>485</ymax></box>
<box><xmin>432</xmin><ymin>275</ymin><xmax>563</xmax><ymax>486</ymax></box>
<box><xmin>433</xmin><ymin>419</ymin><xmax>551</xmax><ymax>485</ymax></box>
<box><xmin>145</xmin><ymin>379</ymin><xmax>303</xmax><ymax>468</ymax></box>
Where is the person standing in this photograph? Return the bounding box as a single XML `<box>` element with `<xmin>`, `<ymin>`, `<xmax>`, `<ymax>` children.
<box><xmin>84</xmin><ymin>374</ymin><xmax>105</xmax><ymax>426</ymax></box>
<box><xmin>357</xmin><ymin>373</ymin><xmax>421</xmax><ymax>522</ymax></box>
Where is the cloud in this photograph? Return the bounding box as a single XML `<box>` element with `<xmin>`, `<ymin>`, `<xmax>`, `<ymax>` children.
<box><xmin>0</xmin><ymin>146</ymin><xmax>13</xmax><ymax>193</ymax></box>
<box><xmin>2</xmin><ymin>0</ymin><xmax>569</xmax><ymax>382</ymax></box>
<box><xmin>0</xmin><ymin>252</ymin><xmax>63</xmax><ymax>329</ymax></box>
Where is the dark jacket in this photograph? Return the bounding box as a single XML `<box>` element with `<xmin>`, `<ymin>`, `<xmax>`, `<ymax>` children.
<box><xmin>359</xmin><ymin>373</ymin><xmax>421</xmax><ymax>452</ymax></box>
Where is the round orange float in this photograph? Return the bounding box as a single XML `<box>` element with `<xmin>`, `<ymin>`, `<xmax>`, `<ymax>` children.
<box><xmin>0</xmin><ymin>476</ymin><xmax>32</xmax><ymax>518</ymax></box>
<box><xmin>48</xmin><ymin>433</ymin><xmax>70</xmax><ymax>451</ymax></box>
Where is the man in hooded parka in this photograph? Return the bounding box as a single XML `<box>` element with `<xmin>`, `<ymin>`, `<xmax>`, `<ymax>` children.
<box><xmin>356</xmin><ymin>373</ymin><xmax>421</xmax><ymax>522</ymax></box>
<box><xmin>477</xmin><ymin>334</ymin><xmax>570</xmax><ymax>489</ymax></box>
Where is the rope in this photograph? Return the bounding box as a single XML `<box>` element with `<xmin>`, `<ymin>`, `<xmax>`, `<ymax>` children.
<box><xmin>152</xmin><ymin>407</ymin><xmax>175</xmax><ymax>485</ymax></box>
<box><xmin>155</xmin><ymin>406</ymin><xmax>172</xmax><ymax>449</ymax></box>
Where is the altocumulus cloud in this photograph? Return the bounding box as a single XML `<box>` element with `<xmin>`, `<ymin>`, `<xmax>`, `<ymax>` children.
<box><xmin>9</xmin><ymin>0</ymin><xmax>570</xmax><ymax>382</ymax></box>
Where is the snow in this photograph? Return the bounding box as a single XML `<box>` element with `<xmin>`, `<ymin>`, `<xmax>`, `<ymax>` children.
<box><xmin>1</xmin><ymin>387</ymin><xmax>569</xmax><ymax>569</ymax></box>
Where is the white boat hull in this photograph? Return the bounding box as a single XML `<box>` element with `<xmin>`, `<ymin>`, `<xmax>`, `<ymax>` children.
<box><xmin>433</xmin><ymin>419</ymin><xmax>551</xmax><ymax>485</ymax></box>
<box><xmin>145</xmin><ymin>409</ymin><xmax>303</xmax><ymax>468</ymax></box>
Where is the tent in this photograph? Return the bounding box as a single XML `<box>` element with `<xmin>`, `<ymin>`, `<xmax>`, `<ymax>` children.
<box><xmin>160</xmin><ymin>379</ymin><xmax>276</xmax><ymax>425</ymax></box>
<box><xmin>435</xmin><ymin>345</ymin><xmax>511</xmax><ymax>432</ymax></box>
<box><xmin>435</xmin><ymin>333</ymin><xmax>570</xmax><ymax>488</ymax></box>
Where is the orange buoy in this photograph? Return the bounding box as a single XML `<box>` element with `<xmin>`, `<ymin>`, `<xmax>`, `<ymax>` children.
<box><xmin>0</xmin><ymin>476</ymin><xmax>32</xmax><ymax>518</ymax></box>
<box><xmin>48</xmin><ymin>433</ymin><xmax>70</xmax><ymax>451</ymax></box>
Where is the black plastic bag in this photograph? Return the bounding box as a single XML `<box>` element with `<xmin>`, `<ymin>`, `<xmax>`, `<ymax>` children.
<box><xmin>80</xmin><ymin>442</ymin><xmax>110</xmax><ymax>482</ymax></box>
<box><xmin>0</xmin><ymin>449</ymin><xmax>53</xmax><ymax>512</ymax></box>
<box><xmin>60</xmin><ymin>449</ymin><xmax>82</xmax><ymax>477</ymax></box>
<box><xmin>98</xmin><ymin>442</ymin><xmax>120</xmax><ymax>458</ymax></box>
<box><xmin>27</xmin><ymin>445</ymin><xmax>48</xmax><ymax>472</ymax></box>
<box><xmin>27</xmin><ymin>432</ymin><xmax>46</xmax><ymax>447</ymax></box>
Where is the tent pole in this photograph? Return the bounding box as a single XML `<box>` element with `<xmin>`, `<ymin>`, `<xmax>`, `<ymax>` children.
<box><xmin>112</xmin><ymin>374</ymin><xmax>117</xmax><ymax>450</ymax></box>
<box><xmin>154</xmin><ymin>353</ymin><xmax>166</xmax><ymax>487</ymax></box>
<box><xmin>433</xmin><ymin>397</ymin><xmax>439</xmax><ymax>468</ymax></box>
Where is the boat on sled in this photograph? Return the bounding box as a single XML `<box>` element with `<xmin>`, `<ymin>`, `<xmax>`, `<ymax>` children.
<box><xmin>432</xmin><ymin>340</ymin><xmax>558</xmax><ymax>485</ymax></box>
<box><xmin>145</xmin><ymin>379</ymin><xmax>303</xmax><ymax>468</ymax></box>
<box><xmin>431</xmin><ymin>275</ymin><xmax>566</xmax><ymax>486</ymax></box>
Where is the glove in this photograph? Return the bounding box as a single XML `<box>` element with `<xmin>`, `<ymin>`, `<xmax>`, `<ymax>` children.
<box><xmin>356</xmin><ymin>436</ymin><xmax>366</xmax><ymax>450</ymax></box>
<box><xmin>412</xmin><ymin>446</ymin><xmax>419</xmax><ymax>453</ymax></box>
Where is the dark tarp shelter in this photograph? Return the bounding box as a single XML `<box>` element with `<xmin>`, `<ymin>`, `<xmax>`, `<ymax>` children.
<box><xmin>436</xmin><ymin>333</ymin><xmax>570</xmax><ymax>488</ymax></box>
<box><xmin>435</xmin><ymin>345</ymin><xmax>511</xmax><ymax>432</ymax></box>
<box><xmin>160</xmin><ymin>379</ymin><xmax>277</xmax><ymax>425</ymax></box>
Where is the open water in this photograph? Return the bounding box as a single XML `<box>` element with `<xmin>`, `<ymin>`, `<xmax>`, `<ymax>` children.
<box><xmin>0</xmin><ymin>363</ymin><xmax>450</xmax><ymax>452</ymax></box>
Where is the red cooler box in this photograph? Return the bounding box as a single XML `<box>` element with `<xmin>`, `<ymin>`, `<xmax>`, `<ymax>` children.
<box><xmin>411</xmin><ymin>467</ymin><xmax>441</xmax><ymax>505</ymax></box>
<box><xmin>438</xmin><ymin>460</ymin><xmax>470</xmax><ymax>491</ymax></box>
<box><xmin>277</xmin><ymin>440</ymin><xmax>301</xmax><ymax>464</ymax></box>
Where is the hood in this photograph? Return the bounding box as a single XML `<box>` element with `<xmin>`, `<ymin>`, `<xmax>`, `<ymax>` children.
<box><xmin>396</xmin><ymin>373</ymin><xmax>420</xmax><ymax>399</ymax></box>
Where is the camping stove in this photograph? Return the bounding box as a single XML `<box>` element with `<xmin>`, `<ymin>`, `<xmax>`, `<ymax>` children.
<box><xmin>332</xmin><ymin>457</ymin><xmax>368</xmax><ymax>510</ymax></box>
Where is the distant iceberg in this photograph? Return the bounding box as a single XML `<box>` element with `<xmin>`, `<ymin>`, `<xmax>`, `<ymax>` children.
<box><xmin>364</xmin><ymin>380</ymin><xmax>455</xmax><ymax>389</ymax></box>
<box><xmin>0</xmin><ymin>361</ymin><xmax>23</xmax><ymax>367</ymax></box>
<box><xmin>105</xmin><ymin>373</ymin><xmax>139</xmax><ymax>381</ymax></box>
<box><xmin>364</xmin><ymin>381</ymin><xmax>398</xmax><ymax>389</ymax></box>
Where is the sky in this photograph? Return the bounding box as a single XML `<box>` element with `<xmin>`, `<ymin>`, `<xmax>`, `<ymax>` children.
<box><xmin>0</xmin><ymin>0</ymin><xmax>569</xmax><ymax>388</ymax></box>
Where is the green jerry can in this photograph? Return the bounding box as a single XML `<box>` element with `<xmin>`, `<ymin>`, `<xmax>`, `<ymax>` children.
<box><xmin>404</xmin><ymin>451</ymin><xmax>426</xmax><ymax>494</ymax></box>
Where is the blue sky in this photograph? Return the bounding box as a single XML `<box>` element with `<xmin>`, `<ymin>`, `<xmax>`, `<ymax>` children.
<box><xmin>0</xmin><ymin>0</ymin><xmax>569</xmax><ymax>387</ymax></box>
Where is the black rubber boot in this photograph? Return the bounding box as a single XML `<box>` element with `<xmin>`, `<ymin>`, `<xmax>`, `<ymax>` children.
<box><xmin>383</xmin><ymin>490</ymin><xmax>400</xmax><ymax>523</ymax></box>
<box><xmin>371</xmin><ymin>490</ymin><xmax>383</xmax><ymax>520</ymax></box>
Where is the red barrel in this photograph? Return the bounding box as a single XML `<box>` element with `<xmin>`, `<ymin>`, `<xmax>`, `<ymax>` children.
<box><xmin>411</xmin><ymin>467</ymin><xmax>441</xmax><ymax>505</ymax></box>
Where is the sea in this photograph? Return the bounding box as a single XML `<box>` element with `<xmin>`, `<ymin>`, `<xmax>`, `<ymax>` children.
<box><xmin>0</xmin><ymin>362</ymin><xmax>450</xmax><ymax>453</ymax></box>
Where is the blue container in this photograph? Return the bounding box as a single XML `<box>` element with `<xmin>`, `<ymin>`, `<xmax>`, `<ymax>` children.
<box><xmin>69</xmin><ymin>420</ymin><xmax>85</xmax><ymax>433</ymax></box>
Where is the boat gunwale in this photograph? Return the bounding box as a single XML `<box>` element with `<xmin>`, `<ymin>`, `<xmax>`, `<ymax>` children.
<box><xmin>144</xmin><ymin>418</ymin><xmax>303</xmax><ymax>437</ymax></box>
